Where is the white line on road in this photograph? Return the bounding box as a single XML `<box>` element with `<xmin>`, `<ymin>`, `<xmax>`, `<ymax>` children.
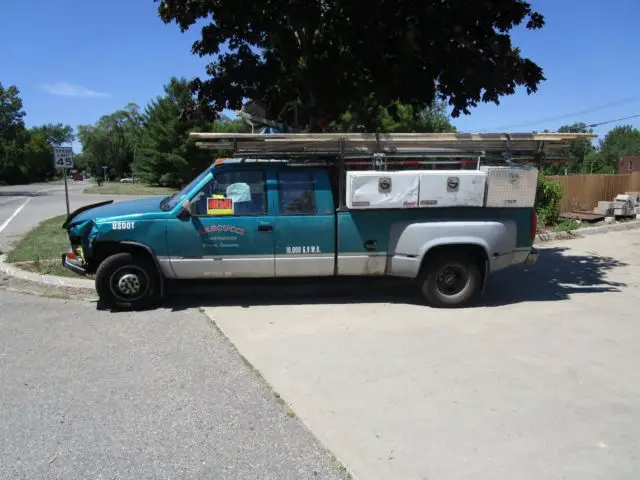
<box><xmin>0</xmin><ymin>197</ymin><xmax>32</xmax><ymax>233</ymax></box>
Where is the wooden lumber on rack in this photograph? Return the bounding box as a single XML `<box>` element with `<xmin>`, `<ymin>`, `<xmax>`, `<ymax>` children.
<box><xmin>190</xmin><ymin>131</ymin><xmax>596</xmax><ymax>160</ymax></box>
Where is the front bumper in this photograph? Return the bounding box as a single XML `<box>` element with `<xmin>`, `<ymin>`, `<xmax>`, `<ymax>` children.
<box><xmin>62</xmin><ymin>249</ymin><xmax>87</xmax><ymax>275</ymax></box>
<box><xmin>524</xmin><ymin>247</ymin><xmax>539</xmax><ymax>265</ymax></box>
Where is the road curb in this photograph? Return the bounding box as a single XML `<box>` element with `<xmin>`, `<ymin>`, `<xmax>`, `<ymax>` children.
<box><xmin>535</xmin><ymin>219</ymin><xmax>640</xmax><ymax>243</ymax></box>
<box><xmin>0</xmin><ymin>254</ymin><xmax>94</xmax><ymax>290</ymax></box>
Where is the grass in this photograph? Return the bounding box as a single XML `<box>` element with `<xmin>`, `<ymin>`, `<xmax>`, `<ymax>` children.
<box><xmin>83</xmin><ymin>182</ymin><xmax>177</xmax><ymax>195</ymax></box>
<box><xmin>554</xmin><ymin>219</ymin><xmax>582</xmax><ymax>233</ymax></box>
<box><xmin>5</xmin><ymin>214</ymin><xmax>82</xmax><ymax>278</ymax></box>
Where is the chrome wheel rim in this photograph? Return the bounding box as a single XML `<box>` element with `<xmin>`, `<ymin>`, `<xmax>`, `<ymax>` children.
<box><xmin>109</xmin><ymin>266</ymin><xmax>149</xmax><ymax>302</ymax></box>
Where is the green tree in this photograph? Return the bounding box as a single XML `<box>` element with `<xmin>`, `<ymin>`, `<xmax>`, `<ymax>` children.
<box><xmin>158</xmin><ymin>0</ymin><xmax>546</xmax><ymax>131</ymax></box>
<box><xmin>133</xmin><ymin>77</ymin><xmax>217</xmax><ymax>187</ymax></box>
<box><xmin>77</xmin><ymin>103</ymin><xmax>142</xmax><ymax>178</ymax></box>
<box><xmin>593</xmin><ymin>125</ymin><xmax>640</xmax><ymax>174</ymax></box>
<box><xmin>0</xmin><ymin>82</ymin><xmax>28</xmax><ymax>184</ymax></box>
<box><xmin>22</xmin><ymin>123</ymin><xmax>75</xmax><ymax>181</ymax></box>
<box><xmin>542</xmin><ymin>122</ymin><xmax>596</xmax><ymax>175</ymax></box>
<box><xmin>331</xmin><ymin>100</ymin><xmax>456</xmax><ymax>133</ymax></box>
<box><xmin>0</xmin><ymin>82</ymin><xmax>25</xmax><ymax>139</ymax></box>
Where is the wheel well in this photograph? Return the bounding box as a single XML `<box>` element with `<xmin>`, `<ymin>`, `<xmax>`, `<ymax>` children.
<box><xmin>419</xmin><ymin>243</ymin><xmax>489</xmax><ymax>280</ymax></box>
<box><xmin>89</xmin><ymin>241</ymin><xmax>157</xmax><ymax>274</ymax></box>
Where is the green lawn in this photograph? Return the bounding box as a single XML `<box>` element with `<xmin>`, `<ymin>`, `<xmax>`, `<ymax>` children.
<box><xmin>6</xmin><ymin>215</ymin><xmax>80</xmax><ymax>277</ymax></box>
<box><xmin>83</xmin><ymin>182</ymin><xmax>177</xmax><ymax>195</ymax></box>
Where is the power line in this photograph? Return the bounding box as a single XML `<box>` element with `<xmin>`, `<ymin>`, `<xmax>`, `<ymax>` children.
<box><xmin>585</xmin><ymin>113</ymin><xmax>640</xmax><ymax>128</ymax></box>
<box><xmin>486</xmin><ymin>95</ymin><xmax>640</xmax><ymax>131</ymax></box>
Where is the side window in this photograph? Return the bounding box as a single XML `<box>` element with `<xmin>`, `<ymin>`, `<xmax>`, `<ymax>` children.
<box><xmin>629</xmin><ymin>160</ymin><xmax>633</xmax><ymax>172</ymax></box>
<box><xmin>191</xmin><ymin>170</ymin><xmax>267</xmax><ymax>216</ymax></box>
<box><xmin>278</xmin><ymin>171</ymin><xmax>317</xmax><ymax>215</ymax></box>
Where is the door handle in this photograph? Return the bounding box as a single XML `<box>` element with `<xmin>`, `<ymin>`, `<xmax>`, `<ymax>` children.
<box><xmin>257</xmin><ymin>224</ymin><xmax>273</xmax><ymax>232</ymax></box>
<box><xmin>364</xmin><ymin>239</ymin><xmax>378</xmax><ymax>251</ymax></box>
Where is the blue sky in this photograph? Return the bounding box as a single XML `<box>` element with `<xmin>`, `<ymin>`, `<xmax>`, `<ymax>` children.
<box><xmin>2</xmin><ymin>0</ymin><xmax>640</xmax><ymax>151</ymax></box>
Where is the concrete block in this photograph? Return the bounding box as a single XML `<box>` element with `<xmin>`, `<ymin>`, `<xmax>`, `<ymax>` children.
<box><xmin>625</xmin><ymin>191</ymin><xmax>640</xmax><ymax>201</ymax></box>
<box><xmin>597</xmin><ymin>201</ymin><xmax>614</xmax><ymax>209</ymax></box>
<box><xmin>614</xmin><ymin>208</ymin><xmax>633</xmax><ymax>216</ymax></box>
<box><xmin>605</xmin><ymin>216</ymin><xmax>616</xmax><ymax>224</ymax></box>
<box><xmin>635</xmin><ymin>206</ymin><xmax>640</xmax><ymax>214</ymax></box>
<box><xmin>594</xmin><ymin>206</ymin><xmax>614</xmax><ymax>215</ymax></box>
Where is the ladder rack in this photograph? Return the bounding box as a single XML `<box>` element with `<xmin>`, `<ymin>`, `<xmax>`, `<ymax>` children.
<box><xmin>191</xmin><ymin>131</ymin><xmax>596</xmax><ymax>164</ymax></box>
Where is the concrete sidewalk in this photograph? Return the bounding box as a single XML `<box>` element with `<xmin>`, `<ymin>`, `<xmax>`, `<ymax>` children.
<box><xmin>203</xmin><ymin>230</ymin><xmax>640</xmax><ymax>480</ymax></box>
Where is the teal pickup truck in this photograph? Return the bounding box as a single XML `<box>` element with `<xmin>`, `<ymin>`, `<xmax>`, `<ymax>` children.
<box><xmin>62</xmin><ymin>164</ymin><xmax>541</xmax><ymax>310</ymax></box>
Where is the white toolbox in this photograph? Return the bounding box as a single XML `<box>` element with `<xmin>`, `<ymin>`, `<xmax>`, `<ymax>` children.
<box><xmin>346</xmin><ymin>171</ymin><xmax>419</xmax><ymax>209</ymax></box>
<box><xmin>418</xmin><ymin>170</ymin><xmax>487</xmax><ymax>207</ymax></box>
<box><xmin>480</xmin><ymin>165</ymin><xmax>538</xmax><ymax>208</ymax></box>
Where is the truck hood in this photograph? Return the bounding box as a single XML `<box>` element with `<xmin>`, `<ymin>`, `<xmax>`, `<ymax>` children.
<box><xmin>64</xmin><ymin>196</ymin><xmax>166</xmax><ymax>228</ymax></box>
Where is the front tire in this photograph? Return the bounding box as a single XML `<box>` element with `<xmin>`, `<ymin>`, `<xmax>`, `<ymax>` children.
<box><xmin>418</xmin><ymin>253</ymin><xmax>482</xmax><ymax>308</ymax></box>
<box><xmin>95</xmin><ymin>252</ymin><xmax>160</xmax><ymax>310</ymax></box>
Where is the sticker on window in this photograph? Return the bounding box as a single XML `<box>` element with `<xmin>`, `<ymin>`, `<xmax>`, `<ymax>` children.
<box><xmin>207</xmin><ymin>195</ymin><xmax>234</xmax><ymax>215</ymax></box>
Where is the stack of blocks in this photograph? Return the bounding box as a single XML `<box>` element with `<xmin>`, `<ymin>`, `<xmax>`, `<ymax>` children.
<box><xmin>613</xmin><ymin>195</ymin><xmax>635</xmax><ymax>216</ymax></box>
<box><xmin>593</xmin><ymin>192</ymin><xmax>640</xmax><ymax>218</ymax></box>
<box><xmin>625</xmin><ymin>192</ymin><xmax>640</xmax><ymax>215</ymax></box>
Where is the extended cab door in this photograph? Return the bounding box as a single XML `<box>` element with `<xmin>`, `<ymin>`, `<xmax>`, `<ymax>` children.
<box><xmin>166</xmin><ymin>168</ymin><xmax>275</xmax><ymax>279</ymax></box>
<box><xmin>271</xmin><ymin>168</ymin><xmax>336</xmax><ymax>277</ymax></box>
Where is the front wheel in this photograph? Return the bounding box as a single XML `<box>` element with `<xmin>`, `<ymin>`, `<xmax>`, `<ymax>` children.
<box><xmin>418</xmin><ymin>253</ymin><xmax>482</xmax><ymax>308</ymax></box>
<box><xmin>95</xmin><ymin>252</ymin><xmax>160</xmax><ymax>310</ymax></box>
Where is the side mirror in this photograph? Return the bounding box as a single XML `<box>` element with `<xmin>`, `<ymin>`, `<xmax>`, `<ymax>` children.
<box><xmin>180</xmin><ymin>199</ymin><xmax>192</xmax><ymax>218</ymax></box>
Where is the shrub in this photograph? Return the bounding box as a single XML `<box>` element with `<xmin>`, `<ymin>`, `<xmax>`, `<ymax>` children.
<box><xmin>536</xmin><ymin>176</ymin><xmax>563</xmax><ymax>226</ymax></box>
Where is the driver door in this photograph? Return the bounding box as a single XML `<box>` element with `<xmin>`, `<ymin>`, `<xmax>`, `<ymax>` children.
<box><xmin>166</xmin><ymin>168</ymin><xmax>275</xmax><ymax>279</ymax></box>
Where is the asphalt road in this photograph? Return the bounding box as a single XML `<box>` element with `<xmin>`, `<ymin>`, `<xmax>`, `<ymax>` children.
<box><xmin>0</xmin><ymin>287</ymin><xmax>347</xmax><ymax>480</ymax></box>
<box><xmin>0</xmin><ymin>181</ymin><xmax>348</xmax><ymax>478</ymax></box>
<box><xmin>0</xmin><ymin>180</ymin><xmax>145</xmax><ymax>254</ymax></box>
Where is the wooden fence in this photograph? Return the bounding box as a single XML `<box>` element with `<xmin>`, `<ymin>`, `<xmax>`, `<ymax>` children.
<box><xmin>546</xmin><ymin>172</ymin><xmax>640</xmax><ymax>212</ymax></box>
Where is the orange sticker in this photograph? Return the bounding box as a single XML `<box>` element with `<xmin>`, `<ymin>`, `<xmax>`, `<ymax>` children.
<box><xmin>207</xmin><ymin>197</ymin><xmax>234</xmax><ymax>215</ymax></box>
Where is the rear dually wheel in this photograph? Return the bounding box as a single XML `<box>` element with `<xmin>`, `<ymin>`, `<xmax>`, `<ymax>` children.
<box><xmin>418</xmin><ymin>252</ymin><xmax>482</xmax><ymax>308</ymax></box>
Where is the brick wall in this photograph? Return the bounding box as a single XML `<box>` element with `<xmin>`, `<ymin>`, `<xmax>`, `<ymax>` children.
<box><xmin>619</xmin><ymin>156</ymin><xmax>640</xmax><ymax>174</ymax></box>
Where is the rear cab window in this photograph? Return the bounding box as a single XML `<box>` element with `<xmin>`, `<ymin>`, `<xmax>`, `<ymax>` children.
<box><xmin>277</xmin><ymin>170</ymin><xmax>317</xmax><ymax>215</ymax></box>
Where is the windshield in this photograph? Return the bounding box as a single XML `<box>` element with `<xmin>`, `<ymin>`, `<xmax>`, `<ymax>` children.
<box><xmin>159</xmin><ymin>168</ymin><xmax>212</xmax><ymax>211</ymax></box>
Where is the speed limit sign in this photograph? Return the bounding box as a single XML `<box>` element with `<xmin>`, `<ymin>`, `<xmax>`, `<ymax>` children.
<box><xmin>53</xmin><ymin>147</ymin><xmax>75</xmax><ymax>169</ymax></box>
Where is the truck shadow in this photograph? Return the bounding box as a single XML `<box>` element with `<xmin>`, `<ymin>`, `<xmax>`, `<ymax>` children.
<box><xmin>482</xmin><ymin>246</ymin><xmax>628</xmax><ymax>307</ymax></box>
<box><xmin>162</xmin><ymin>246</ymin><xmax>628</xmax><ymax>311</ymax></box>
<box><xmin>164</xmin><ymin>276</ymin><xmax>426</xmax><ymax>310</ymax></box>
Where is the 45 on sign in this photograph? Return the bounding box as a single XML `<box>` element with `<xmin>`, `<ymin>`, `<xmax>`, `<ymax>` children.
<box><xmin>53</xmin><ymin>147</ymin><xmax>74</xmax><ymax>169</ymax></box>
<box><xmin>111</xmin><ymin>221</ymin><xmax>136</xmax><ymax>230</ymax></box>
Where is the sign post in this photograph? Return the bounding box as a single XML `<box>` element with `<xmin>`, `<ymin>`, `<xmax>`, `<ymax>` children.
<box><xmin>53</xmin><ymin>147</ymin><xmax>75</xmax><ymax>216</ymax></box>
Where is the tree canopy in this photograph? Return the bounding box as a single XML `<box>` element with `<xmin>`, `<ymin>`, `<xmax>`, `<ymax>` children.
<box><xmin>76</xmin><ymin>103</ymin><xmax>143</xmax><ymax>178</ymax></box>
<box><xmin>541</xmin><ymin>123</ymin><xmax>596</xmax><ymax>175</ymax></box>
<box><xmin>133</xmin><ymin>77</ymin><xmax>229</xmax><ymax>187</ymax></box>
<box><xmin>541</xmin><ymin>123</ymin><xmax>640</xmax><ymax>175</ymax></box>
<box><xmin>595</xmin><ymin>125</ymin><xmax>640</xmax><ymax>173</ymax></box>
<box><xmin>157</xmin><ymin>0</ymin><xmax>545</xmax><ymax>131</ymax></box>
<box><xmin>0</xmin><ymin>83</ymin><xmax>74</xmax><ymax>184</ymax></box>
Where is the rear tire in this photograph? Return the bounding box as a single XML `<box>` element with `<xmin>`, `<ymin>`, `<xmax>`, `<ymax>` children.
<box><xmin>95</xmin><ymin>252</ymin><xmax>160</xmax><ymax>310</ymax></box>
<box><xmin>418</xmin><ymin>253</ymin><xmax>482</xmax><ymax>308</ymax></box>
